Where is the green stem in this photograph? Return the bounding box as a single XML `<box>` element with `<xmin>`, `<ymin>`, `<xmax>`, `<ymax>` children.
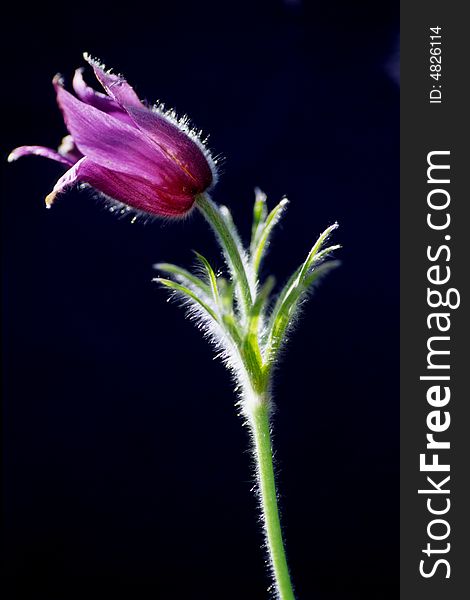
<box><xmin>196</xmin><ymin>193</ymin><xmax>295</xmax><ymax>597</ymax></box>
<box><xmin>195</xmin><ymin>194</ymin><xmax>253</xmax><ymax>318</ymax></box>
<box><xmin>250</xmin><ymin>399</ymin><xmax>295</xmax><ymax>600</ymax></box>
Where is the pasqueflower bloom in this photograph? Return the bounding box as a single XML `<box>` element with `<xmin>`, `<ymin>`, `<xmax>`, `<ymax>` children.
<box><xmin>8</xmin><ymin>54</ymin><xmax>342</xmax><ymax>600</ymax></box>
<box><xmin>8</xmin><ymin>54</ymin><xmax>217</xmax><ymax>217</ymax></box>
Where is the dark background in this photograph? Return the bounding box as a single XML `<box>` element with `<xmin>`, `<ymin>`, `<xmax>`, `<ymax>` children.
<box><xmin>2</xmin><ymin>1</ymin><xmax>399</xmax><ymax>598</ymax></box>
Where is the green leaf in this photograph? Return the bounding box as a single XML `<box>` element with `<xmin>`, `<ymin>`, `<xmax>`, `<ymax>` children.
<box><xmin>217</xmin><ymin>277</ymin><xmax>236</xmax><ymax>313</ymax></box>
<box><xmin>249</xmin><ymin>276</ymin><xmax>275</xmax><ymax>338</ymax></box>
<box><xmin>264</xmin><ymin>224</ymin><xmax>340</xmax><ymax>363</ymax></box>
<box><xmin>154</xmin><ymin>277</ymin><xmax>219</xmax><ymax>323</ymax></box>
<box><xmin>193</xmin><ymin>251</ymin><xmax>220</xmax><ymax>308</ymax></box>
<box><xmin>222</xmin><ymin>313</ymin><xmax>243</xmax><ymax>346</ymax></box>
<box><xmin>304</xmin><ymin>259</ymin><xmax>341</xmax><ymax>288</ymax></box>
<box><xmin>196</xmin><ymin>195</ymin><xmax>253</xmax><ymax>319</ymax></box>
<box><xmin>241</xmin><ymin>332</ymin><xmax>266</xmax><ymax>393</ymax></box>
<box><xmin>308</xmin><ymin>244</ymin><xmax>342</xmax><ymax>267</ymax></box>
<box><xmin>250</xmin><ymin>188</ymin><xmax>268</xmax><ymax>254</ymax></box>
<box><xmin>154</xmin><ymin>263</ymin><xmax>212</xmax><ymax>298</ymax></box>
<box><xmin>264</xmin><ymin>267</ymin><xmax>301</xmax><ymax>340</ymax></box>
<box><xmin>219</xmin><ymin>204</ymin><xmax>244</xmax><ymax>253</ymax></box>
<box><xmin>297</xmin><ymin>223</ymin><xmax>338</xmax><ymax>282</ymax></box>
<box><xmin>231</xmin><ymin>276</ymin><xmax>275</xmax><ymax>392</ymax></box>
<box><xmin>251</xmin><ymin>198</ymin><xmax>289</xmax><ymax>277</ymax></box>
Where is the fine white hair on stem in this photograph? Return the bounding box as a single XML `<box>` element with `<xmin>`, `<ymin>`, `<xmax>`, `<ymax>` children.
<box><xmin>155</xmin><ymin>190</ymin><xmax>340</xmax><ymax>600</ymax></box>
<box><xmin>158</xmin><ymin>284</ymin><xmax>259</xmax><ymax>412</ymax></box>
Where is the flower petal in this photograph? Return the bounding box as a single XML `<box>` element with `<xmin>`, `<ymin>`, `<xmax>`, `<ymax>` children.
<box><xmin>45</xmin><ymin>156</ymin><xmax>88</xmax><ymax>207</ymax></box>
<box><xmin>125</xmin><ymin>106</ymin><xmax>214</xmax><ymax>191</ymax></box>
<box><xmin>54</xmin><ymin>78</ymin><xmax>195</xmax><ymax>192</ymax></box>
<box><xmin>78</xmin><ymin>161</ymin><xmax>196</xmax><ymax>216</ymax></box>
<box><xmin>8</xmin><ymin>145</ymin><xmax>74</xmax><ymax>166</ymax></box>
<box><xmin>58</xmin><ymin>135</ymin><xmax>83</xmax><ymax>163</ymax></box>
<box><xmin>72</xmin><ymin>68</ymin><xmax>133</xmax><ymax>124</ymax></box>
<box><xmin>83</xmin><ymin>55</ymin><xmax>214</xmax><ymax>192</ymax></box>
<box><xmin>84</xmin><ymin>53</ymin><xmax>142</xmax><ymax>109</ymax></box>
<box><xmin>44</xmin><ymin>155</ymin><xmax>195</xmax><ymax>217</ymax></box>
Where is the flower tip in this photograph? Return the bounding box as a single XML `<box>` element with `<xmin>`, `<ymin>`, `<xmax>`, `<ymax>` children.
<box><xmin>280</xmin><ymin>197</ymin><xmax>289</xmax><ymax>207</ymax></box>
<box><xmin>52</xmin><ymin>73</ymin><xmax>64</xmax><ymax>88</ymax></box>
<box><xmin>45</xmin><ymin>191</ymin><xmax>57</xmax><ymax>209</ymax></box>
<box><xmin>7</xmin><ymin>150</ymin><xmax>18</xmax><ymax>163</ymax></box>
<box><xmin>82</xmin><ymin>52</ymin><xmax>103</xmax><ymax>71</ymax></box>
<box><xmin>254</xmin><ymin>187</ymin><xmax>267</xmax><ymax>202</ymax></box>
<box><xmin>219</xmin><ymin>205</ymin><xmax>231</xmax><ymax>218</ymax></box>
<box><xmin>82</xmin><ymin>51</ymin><xmax>97</xmax><ymax>64</ymax></box>
<box><xmin>83</xmin><ymin>52</ymin><xmax>98</xmax><ymax>68</ymax></box>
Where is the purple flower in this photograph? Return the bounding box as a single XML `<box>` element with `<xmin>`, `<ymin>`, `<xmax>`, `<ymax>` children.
<box><xmin>8</xmin><ymin>54</ymin><xmax>217</xmax><ymax>217</ymax></box>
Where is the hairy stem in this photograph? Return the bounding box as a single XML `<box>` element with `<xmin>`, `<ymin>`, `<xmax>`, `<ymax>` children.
<box><xmin>195</xmin><ymin>193</ymin><xmax>297</xmax><ymax>598</ymax></box>
<box><xmin>195</xmin><ymin>194</ymin><xmax>253</xmax><ymax>318</ymax></box>
<box><xmin>249</xmin><ymin>399</ymin><xmax>295</xmax><ymax>600</ymax></box>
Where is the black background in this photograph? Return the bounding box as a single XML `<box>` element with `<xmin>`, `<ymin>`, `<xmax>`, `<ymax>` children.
<box><xmin>2</xmin><ymin>1</ymin><xmax>399</xmax><ymax>598</ymax></box>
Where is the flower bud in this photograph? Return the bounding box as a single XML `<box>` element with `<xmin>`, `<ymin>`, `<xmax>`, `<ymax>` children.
<box><xmin>8</xmin><ymin>54</ymin><xmax>217</xmax><ymax>217</ymax></box>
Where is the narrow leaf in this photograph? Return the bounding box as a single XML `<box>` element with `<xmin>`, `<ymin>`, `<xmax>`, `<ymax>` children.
<box><xmin>193</xmin><ymin>251</ymin><xmax>220</xmax><ymax>307</ymax></box>
<box><xmin>154</xmin><ymin>277</ymin><xmax>219</xmax><ymax>322</ymax></box>
<box><xmin>304</xmin><ymin>260</ymin><xmax>341</xmax><ymax>288</ymax></box>
<box><xmin>308</xmin><ymin>244</ymin><xmax>342</xmax><ymax>267</ymax></box>
<box><xmin>154</xmin><ymin>262</ymin><xmax>211</xmax><ymax>297</ymax></box>
<box><xmin>264</xmin><ymin>223</ymin><xmax>340</xmax><ymax>362</ymax></box>
<box><xmin>250</xmin><ymin>188</ymin><xmax>268</xmax><ymax>254</ymax></box>
<box><xmin>196</xmin><ymin>195</ymin><xmax>253</xmax><ymax>318</ymax></box>
<box><xmin>263</xmin><ymin>267</ymin><xmax>300</xmax><ymax>342</ymax></box>
<box><xmin>222</xmin><ymin>313</ymin><xmax>243</xmax><ymax>346</ymax></box>
<box><xmin>251</xmin><ymin>198</ymin><xmax>289</xmax><ymax>276</ymax></box>
<box><xmin>219</xmin><ymin>205</ymin><xmax>244</xmax><ymax>251</ymax></box>
<box><xmin>249</xmin><ymin>276</ymin><xmax>276</xmax><ymax>337</ymax></box>
<box><xmin>217</xmin><ymin>277</ymin><xmax>234</xmax><ymax>313</ymax></box>
<box><xmin>298</xmin><ymin>223</ymin><xmax>338</xmax><ymax>283</ymax></box>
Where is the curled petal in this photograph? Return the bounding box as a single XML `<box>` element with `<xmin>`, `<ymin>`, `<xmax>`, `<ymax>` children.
<box><xmin>84</xmin><ymin>53</ymin><xmax>141</xmax><ymax>109</ymax></box>
<box><xmin>8</xmin><ymin>145</ymin><xmax>74</xmax><ymax>166</ymax></box>
<box><xmin>54</xmin><ymin>79</ymin><xmax>196</xmax><ymax>192</ymax></box>
<box><xmin>45</xmin><ymin>156</ymin><xmax>88</xmax><ymax>207</ymax></box>
<box><xmin>72</xmin><ymin>68</ymin><xmax>133</xmax><ymax>124</ymax></box>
